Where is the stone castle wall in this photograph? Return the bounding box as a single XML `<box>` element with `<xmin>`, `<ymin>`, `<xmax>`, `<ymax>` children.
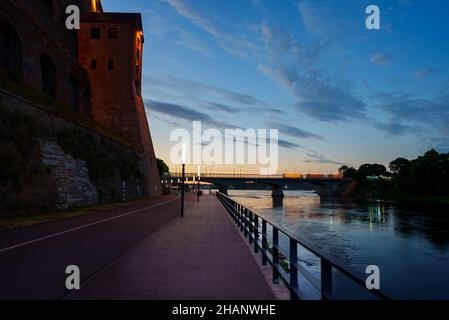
<box><xmin>0</xmin><ymin>88</ymin><xmax>146</xmax><ymax>211</ymax></box>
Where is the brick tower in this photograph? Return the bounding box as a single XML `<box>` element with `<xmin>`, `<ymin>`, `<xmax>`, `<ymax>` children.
<box><xmin>78</xmin><ymin>12</ymin><xmax>161</xmax><ymax>196</ymax></box>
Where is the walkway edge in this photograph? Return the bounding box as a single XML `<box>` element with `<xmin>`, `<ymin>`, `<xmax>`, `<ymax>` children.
<box><xmin>218</xmin><ymin>195</ymin><xmax>290</xmax><ymax>300</ymax></box>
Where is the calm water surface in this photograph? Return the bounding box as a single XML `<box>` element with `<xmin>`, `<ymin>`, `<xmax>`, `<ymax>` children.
<box><xmin>228</xmin><ymin>190</ymin><xmax>449</xmax><ymax>299</ymax></box>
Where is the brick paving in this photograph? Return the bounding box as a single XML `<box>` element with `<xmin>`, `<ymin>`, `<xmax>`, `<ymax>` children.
<box><xmin>68</xmin><ymin>194</ymin><xmax>276</xmax><ymax>300</ymax></box>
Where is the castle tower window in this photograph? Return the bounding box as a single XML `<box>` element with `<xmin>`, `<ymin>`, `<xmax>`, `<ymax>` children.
<box><xmin>68</xmin><ymin>75</ymin><xmax>80</xmax><ymax>112</ymax></box>
<box><xmin>136</xmin><ymin>49</ymin><xmax>140</xmax><ymax>62</ymax></box>
<box><xmin>108</xmin><ymin>28</ymin><xmax>118</xmax><ymax>39</ymax></box>
<box><xmin>108</xmin><ymin>59</ymin><xmax>114</xmax><ymax>70</ymax></box>
<box><xmin>40</xmin><ymin>53</ymin><xmax>57</xmax><ymax>98</ymax></box>
<box><xmin>91</xmin><ymin>59</ymin><xmax>97</xmax><ymax>69</ymax></box>
<box><xmin>0</xmin><ymin>20</ymin><xmax>22</xmax><ymax>77</ymax></box>
<box><xmin>91</xmin><ymin>27</ymin><xmax>101</xmax><ymax>39</ymax></box>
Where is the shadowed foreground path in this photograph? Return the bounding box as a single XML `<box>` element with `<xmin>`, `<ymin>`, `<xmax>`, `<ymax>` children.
<box><xmin>68</xmin><ymin>194</ymin><xmax>276</xmax><ymax>300</ymax></box>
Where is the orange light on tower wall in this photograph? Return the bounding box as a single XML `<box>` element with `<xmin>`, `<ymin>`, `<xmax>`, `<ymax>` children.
<box><xmin>91</xmin><ymin>0</ymin><xmax>101</xmax><ymax>12</ymax></box>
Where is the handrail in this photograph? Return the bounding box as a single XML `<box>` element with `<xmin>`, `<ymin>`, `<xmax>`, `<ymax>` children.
<box><xmin>216</xmin><ymin>191</ymin><xmax>391</xmax><ymax>300</ymax></box>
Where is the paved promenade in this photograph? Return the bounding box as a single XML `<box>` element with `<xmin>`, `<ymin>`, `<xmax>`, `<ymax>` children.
<box><xmin>68</xmin><ymin>194</ymin><xmax>276</xmax><ymax>300</ymax></box>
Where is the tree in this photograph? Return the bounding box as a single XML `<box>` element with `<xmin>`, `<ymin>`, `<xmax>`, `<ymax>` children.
<box><xmin>357</xmin><ymin>163</ymin><xmax>387</xmax><ymax>179</ymax></box>
<box><xmin>156</xmin><ymin>158</ymin><xmax>170</xmax><ymax>177</ymax></box>
<box><xmin>389</xmin><ymin>157</ymin><xmax>410</xmax><ymax>174</ymax></box>
<box><xmin>338</xmin><ymin>165</ymin><xmax>357</xmax><ymax>178</ymax></box>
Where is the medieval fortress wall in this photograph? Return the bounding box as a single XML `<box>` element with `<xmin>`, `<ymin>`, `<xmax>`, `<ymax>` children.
<box><xmin>0</xmin><ymin>0</ymin><xmax>161</xmax><ymax>215</ymax></box>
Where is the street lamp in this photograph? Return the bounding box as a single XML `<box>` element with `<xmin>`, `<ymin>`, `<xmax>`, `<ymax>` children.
<box><xmin>197</xmin><ymin>165</ymin><xmax>201</xmax><ymax>202</ymax></box>
<box><xmin>181</xmin><ymin>143</ymin><xmax>186</xmax><ymax>218</ymax></box>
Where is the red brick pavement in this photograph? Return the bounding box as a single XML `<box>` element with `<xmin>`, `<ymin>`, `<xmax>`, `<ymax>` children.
<box><xmin>67</xmin><ymin>194</ymin><xmax>276</xmax><ymax>300</ymax></box>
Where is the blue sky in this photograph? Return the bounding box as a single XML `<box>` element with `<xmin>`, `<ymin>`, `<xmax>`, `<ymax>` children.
<box><xmin>103</xmin><ymin>0</ymin><xmax>449</xmax><ymax>173</ymax></box>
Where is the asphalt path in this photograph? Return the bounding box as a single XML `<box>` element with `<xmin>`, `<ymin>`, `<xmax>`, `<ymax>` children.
<box><xmin>0</xmin><ymin>193</ymin><xmax>184</xmax><ymax>299</ymax></box>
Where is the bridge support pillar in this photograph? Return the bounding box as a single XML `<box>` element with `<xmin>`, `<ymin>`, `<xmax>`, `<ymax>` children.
<box><xmin>271</xmin><ymin>185</ymin><xmax>284</xmax><ymax>208</ymax></box>
<box><xmin>318</xmin><ymin>184</ymin><xmax>340</xmax><ymax>197</ymax></box>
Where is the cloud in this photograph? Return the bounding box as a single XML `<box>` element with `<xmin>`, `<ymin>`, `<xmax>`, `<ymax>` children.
<box><xmin>146</xmin><ymin>99</ymin><xmax>216</xmax><ymax>123</ymax></box>
<box><xmin>277</xmin><ymin>139</ymin><xmax>301</xmax><ymax>149</ymax></box>
<box><xmin>374</xmin><ymin>122</ymin><xmax>413</xmax><ymax>136</ymax></box>
<box><xmin>260</xmin><ymin>66</ymin><xmax>366</xmax><ymax>122</ymax></box>
<box><xmin>164</xmin><ymin>0</ymin><xmax>260</xmax><ymax>59</ymax></box>
<box><xmin>303</xmin><ymin>151</ymin><xmax>347</xmax><ymax>166</ymax></box>
<box><xmin>370</xmin><ymin>52</ymin><xmax>391</xmax><ymax>66</ymax></box>
<box><xmin>297</xmin><ymin>0</ymin><xmax>359</xmax><ymax>37</ymax></box>
<box><xmin>145</xmin><ymin>99</ymin><xmax>299</xmax><ymax>150</ymax></box>
<box><xmin>374</xmin><ymin>92</ymin><xmax>449</xmax><ymax>139</ymax></box>
<box><xmin>267</xmin><ymin>121</ymin><xmax>325</xmax><ymax>140</ymax></box>
<box><xmin>141</xmin><ymin>9</ymin><xmax>213</xmax><ymax>58</ymax></box>
<box><xmin>203</xmin><ymin>102</ymin><xmax>240</xmax><ymax>114</ymax></box>
<box><xmin>414</xmin><ymin>67</ymin><xmax>439</xmax><ymax>80</ymax></box>
<box><xmin>174</xmin><ymin>28</ymin><xmax>213</xmax><ymax>58</ymax></box>
<box><xmin>145</xmin><ymin>76</ymin><xmax>267</xmax><ymax>107</ymax></box>
<box><xmin>143</xmin><ymin>76</ymin><xmax>284</xmax><ymax>117</ymax></box>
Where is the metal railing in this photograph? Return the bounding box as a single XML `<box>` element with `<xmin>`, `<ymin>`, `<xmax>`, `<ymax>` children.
<box><xmin>216</xmin><ymin>192</ymin><xmax>391</xmax><ymax>300</ymax></box>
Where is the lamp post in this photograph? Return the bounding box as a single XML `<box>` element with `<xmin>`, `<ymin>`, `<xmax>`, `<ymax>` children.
<box><xmin>197</xmin><ymin>165</ymin><xmax>201</xmax><ymax>202</ymax></box>
<box><xmin>181</xmin><ymin>143</ymin><xmax>186</xmax><ymax>218</ymax></box>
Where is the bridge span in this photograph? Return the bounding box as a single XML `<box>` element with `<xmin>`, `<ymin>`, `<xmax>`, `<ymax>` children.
<box><xmin>164</xmin><ymin>173</ymin><xmax>353</xmax><ymax>207</ymax></box>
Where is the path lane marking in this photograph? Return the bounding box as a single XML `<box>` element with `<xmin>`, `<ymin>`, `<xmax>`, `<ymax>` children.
<box><xmin>0</xmin><ymin>195</ymin><xmax>180</xmax><ymax>254</ymax></box>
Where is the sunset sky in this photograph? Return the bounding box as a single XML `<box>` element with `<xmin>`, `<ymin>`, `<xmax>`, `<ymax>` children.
<box><xmin>104</xmin><ymin>0</ymin><xmax>449</xmax><ymax>174</ymax></box>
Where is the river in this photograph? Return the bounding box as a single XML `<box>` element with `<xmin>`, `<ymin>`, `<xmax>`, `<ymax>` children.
<box><xmin>227</xmin><ymin>190</ymin><xmax>449</xmax><ymax>300</ymax></box>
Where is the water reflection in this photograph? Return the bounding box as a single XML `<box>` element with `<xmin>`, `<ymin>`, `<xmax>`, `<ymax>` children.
<box><xmin>228</xmin><ymin>189</ymin><xmax>449</xmax><ymax>299</ymax></box>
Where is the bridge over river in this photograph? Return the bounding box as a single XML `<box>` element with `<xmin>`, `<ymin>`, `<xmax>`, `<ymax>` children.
<box><xmin>164</xmin><ymin>173</ymin><xmax>353</xmax><ymax>207</ymax></box>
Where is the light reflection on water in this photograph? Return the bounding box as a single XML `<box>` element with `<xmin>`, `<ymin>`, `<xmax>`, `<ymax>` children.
<box><xmin>228</xmin><ymin>189</ymin><xmax>449</xmax><ymax>299</ymax></box>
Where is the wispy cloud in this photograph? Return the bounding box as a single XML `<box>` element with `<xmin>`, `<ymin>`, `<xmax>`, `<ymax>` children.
<box><xmin>260</xmin><ymin>66</ymin><xmax>366</xmax><ymax>122</ymax></box>
<box><xmin>145</xmin><ymin>99</ymin><xmax>300</xmax><ymax>150</ymax></box>
<box><xmin>164</xmin><ymin>0</ymin><xmax>260</xmax><ymax>59</ymax></box>
<box><xmin>303</xmin><ymin>151</ymin><xmax>347</xmax><ymax>166</ymax></box>
<box><xmin>143</xmin><ymin>75</ymin><xmax>283</xmax><ymax>116</ymax></box>
<box><xmin>370</xmin><ymin>52</ymin><xmax>391</xmax><ymax>66</ymax></box>
<box><xmin>414</xmin><ymin>67</ymin><xmax>439</xmax><ymax>80</ymax></box>
<box><xmin>267</xmin><ymin>121</ymin><xmax>325</xmax><ymax>141</ymax></box>
<box><xmin>374</xmin><ymin>92</ymin><xmax>449</xmax><ymax>143</ymax></box>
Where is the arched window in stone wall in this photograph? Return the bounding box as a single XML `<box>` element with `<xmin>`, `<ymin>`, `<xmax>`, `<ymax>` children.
<box><xmin>68</xmin><ymin>75</ymin><xmax>80</xmax><ymax>112</ymax></box>
<box><xmin>0</xmin><ymin>20</ymin><xmax>23</xmax><ymax>77</ymax></box>
<box><xmin>40</xmin><ymin>53</ymin><xmax>57</xmax><ymax>98</ymax></box>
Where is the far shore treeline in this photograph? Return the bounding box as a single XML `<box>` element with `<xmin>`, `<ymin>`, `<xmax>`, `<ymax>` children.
<box><xmin>338</xmin><ymin>150</ymin><xmax>449</xmax><ymax>203</ymax></box>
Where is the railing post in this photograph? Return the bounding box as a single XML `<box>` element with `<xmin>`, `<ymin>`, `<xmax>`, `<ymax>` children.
<box><xmin>239</xmin><ymin>205</ymin><xmax>244</xmax><ymax>232</ymax></box>
<box><xmin>262</xmin><ymin>220</ymin><xmax>267</xmax><ymax>266</ymax></box>
<box><xmin>289</xmin><ymin>238</ymin><xmax>298</xmax><ymax>299</ymax></box>
<box><xmin>272</xmin><ymin>226</ymin><xmax>279</xmax><ymax>284</ymax></box>
<box><xmin>248</xmin><ymin>210</ymin><xmax>253</xmax><ymax>244</ymax></box>
<box><xmin>234</xmin><ymin>203</ymin><xmax>238</xmax><ymax>223</ymax></box>
<box><xmin>321</xmin><ymin>258</ymin><xmax>332</xmax><ymax>300</ymax></box>
<box><xmin>243</xmin><ymin>208</ymin><xmax>248</xmax><ymax>237</ymax></box>
<box><xmin>254</xmin><ymin>214</ymin><xmax>259</xmax><ymax>253</ymax></box>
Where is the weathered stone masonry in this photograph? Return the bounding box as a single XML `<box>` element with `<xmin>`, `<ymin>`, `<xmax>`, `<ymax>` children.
<box><xmin>40</xmin><ymin>139</ymin><xmax>98</xmax><ymax>209</ymax></box>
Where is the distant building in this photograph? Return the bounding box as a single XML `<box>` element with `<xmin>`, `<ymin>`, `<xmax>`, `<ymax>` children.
<box><xmin>0</xmin><ymin>0</ymin><xmax>161</xmax><ymax>197</ymax></box>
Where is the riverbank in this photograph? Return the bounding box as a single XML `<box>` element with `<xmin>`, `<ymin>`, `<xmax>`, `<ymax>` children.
<box><xmin>350</xmin><ymin>180</ymin><xmax>449</xmax><ymax>206</ymax></box>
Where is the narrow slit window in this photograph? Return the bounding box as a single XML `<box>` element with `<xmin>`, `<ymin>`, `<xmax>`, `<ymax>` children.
<box><xmin>108</xmin><ymin>59</ymin><xmax>114</xmax><ymax>69</ymax></box>
<box><xmin>91</xmin><ymin>59</ymin><xmax>97</xmax><ymax>69</ymax></box>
